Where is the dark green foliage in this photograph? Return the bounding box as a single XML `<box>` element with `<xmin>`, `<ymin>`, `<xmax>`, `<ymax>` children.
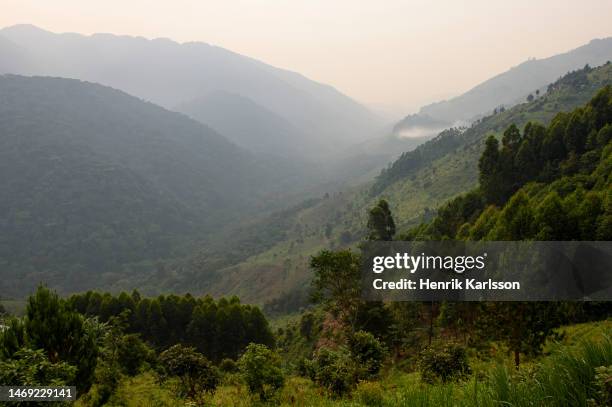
<box><xmin>299</xmin><ymin>312</ymin><xmax>316</xmax><ymax>340</ymax></box>
<box><xmin>307</xmin><ymin>336</ymin><xmax>386</xmax><ymax>396</ymax></box>
<box><xmin>0</xmin><ymin>286</ymin><xmax>100</xmax><ymax>392</ymax></box>
<box><xmin>436</xmin><ymin>302</ymin><xmax>479</xmax><ymax>342</ymax></box>
<box><xmin>399</xmin><ymin>86</ymin><xmax>612</xmax><ymax>368</ymax></box>
<box><xmin>159</xmin><ymin>344</ymin><xmax>219</xmax><ymax>397</ymax></box>
<box><xmin>86</xmin><ymin>317</ymin><xmax>130</xmax><ymax>407</ymax></box>
<box><xmin>479</xmin><ymin>136</ymin><xmax>505</xmax><ymax>204</ymax></box>
<box><xmin>116</xmin><ymin>334</ymin><xmax>155</xmax><ymax>377</ymax></box>
<box><xmin>476</xmin><ymin>303</ymin><xmax>562</xmax><ymax>368</ymax></box>
<box><xmin>0</xmin><ymin>317</ymin><xmax>26</xmax><ymax>359</ymax></box>
<box><xmin>413</xmin><ymin>85</ymin><xmax>612</xmax><ymax>243</ymax></box>
<box><xmin>297</xmin><ymin>330</ymin><xmax>388</xmax><ymax>396</ymax></box>
<box><xmin>219</xmin><ymin>358</ymin><xmax>238</xmax><ymax>374</ymax></box>
<box><xmin>426</xmin><ymin>190</ymin><xmax>485</xmax><ymax>239</ymax></box>
<box><xmin>310</xmin><ymin>250</ymin><xmax>361</xmax><ymax>329</ymax></box>
<box><xmin>353</xmin><ymin>302</ymin><xmax>394</xmax><ymax>343</ymax></box>
<box><xmin>310</xmin><ymin>347</ymin><xmax>358</xmax><ymax>396</ymax></box>
<box><xmin>296</xmin><ymin>357</ymin><xmax>317</xmax><ymax>379</ymax></box>
<box><xmin>387</xmin><ymin>302</ymin><xmax>422</xmax><ymax>358</ymax></box>
<box><xmin>417</xmin><ymin>343</ymin><xmax>471</xmax><ymax>383</ymax></box>
<box><xmin>263</xmin><ymin>285</ymin><xmax>310</xmax><ymax>317</ymax></box>
<box><xmin>83</xmin><ymin>327</ymin><xmax>154</xmax><ymax>406</ymax></box>
<box><xmin>238</xmin><ymin>343</ymin><xmax>284</xmax><ymax>400</ymax></box>
<box><xmin>347</xmin><ymin>331</ymin><xmax>387</xmax><ymax>377</ymax></box>
<box><xmin>0</xmin><ymin>348</ymin><xmax>77</xmax><ymax>386</ymax></box>
<box><xmin>68</xmin><ymin>291</ymin><xmax>274</xmax><ymax>362</ymax></box>
<box><xmin>367</xmin><ymin>199</ymin><xmax>396</xmax><ymax>241</ymax></box>
<box><xmin>0</xmin><ymin>75</ymin><xmax>307</xmax><ymax>297</ymax></box>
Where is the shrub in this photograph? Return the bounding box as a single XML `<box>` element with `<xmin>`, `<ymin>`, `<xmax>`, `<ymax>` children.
<box><xmin>0</xmin><ymin>348</ymin><xmax>77</xmax><ymax>385</ymax></box>
<box><xmin>117</xmin><ymin>334</ymin><xmax>155</xmax><ymax>376</ymax></box>
<box><xmin>296</xmin><ymin>357</ymin><xmax>316</xmax><ymax>380</ymax></box>
<box><xmin>417</xmin><ymin>343</ymin><xmax>471</xmax><ymax>383</ymax></box>
<box><xmin>219</xmin><ymin>358</ymin><xmax>238</xmax><ymax>373</ymax></box>
<box><xmin>348</xmin><ymin>331</ymin><xmax>387</xmax><ymax>378</ymax></box>
<box><xmin>312</xmin><ymin>347</ymin><xmax>358</xmax><ymax>396</ymax></box>
<box><xmin>159</xmin><ymin>344</ymin><xmax>219</xmax><ymax>398</ymax></box>
<box><xmin>238</xmin><ymin>343</ymin><xmax>284</xmax><ymax>400</ymax></box>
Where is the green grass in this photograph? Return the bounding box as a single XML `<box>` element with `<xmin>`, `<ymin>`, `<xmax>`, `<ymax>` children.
<box><xmin>75</xmin><ymin>372</ymin><xmax>179</xmax><ymax>407</ymax></box>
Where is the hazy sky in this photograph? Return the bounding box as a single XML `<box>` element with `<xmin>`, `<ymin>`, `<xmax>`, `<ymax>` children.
<box><xmin>2</xmin><ymin>0</ymin><xmax>612</xmax><ymax>116</ymax></box>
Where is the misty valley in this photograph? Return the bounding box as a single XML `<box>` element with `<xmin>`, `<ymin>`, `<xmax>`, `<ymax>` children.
<box><xmin>0</xmin><ymin>21</ymin><xmax>612</xmax><ymax>407</ymax></box>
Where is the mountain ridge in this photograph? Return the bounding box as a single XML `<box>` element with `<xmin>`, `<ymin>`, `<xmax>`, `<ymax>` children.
<box><xmin>418</xmin><ymin>37</ymin><xmax>612</xmax><ymax>123</ymax></box>
<box><xmin>0</xmin><ymin>24</ymin><xmax>382</xmax><ymax>157</ymax></box>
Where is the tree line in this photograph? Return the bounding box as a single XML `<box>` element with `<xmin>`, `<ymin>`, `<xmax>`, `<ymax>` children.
<box><xmin>67</xmin><ymin>290</ymin><xmax>274</xmax><ymax>361</ymax></box>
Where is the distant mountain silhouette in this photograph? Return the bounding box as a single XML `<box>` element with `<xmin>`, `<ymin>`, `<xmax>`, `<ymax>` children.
<box><xmin>177</xmin><ymin>90</ymin><xmax>308</xmax><ymax>157</ymax></box>
<box><xmin>418</xmin><ymin>38</ymin><xmax>612</xmax><ymax>123</ymax></box>
<box><xmin>0</xmin><ymin>24</ymin><xmax>382</xmax><ymax>158</ymax></box>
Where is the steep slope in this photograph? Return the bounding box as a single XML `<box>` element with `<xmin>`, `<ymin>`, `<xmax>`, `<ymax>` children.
<box><xmin>419</xmin><ymin>38</ymin><xmax>612</xmax><ymax>123</ymax></box>
<box><xmin>373</xmin><ymin>38</ymin><xmax>612</xmax><ymax>169</ymax></box>
<box><xmin>0</xmin><ymin>24</ymin><xmax>381</xmax><ymax>157</ymax></box>
<box><xmin>406</xmin><ymin>86</ymin><xmax>612</xmax><ymax>244</ymax></box>
<box><xmin>0</xmin><ymin>75</ymin><xmax>302</xmax><ymax>296</ymax></box>
<box><xmin>177</xmin><ymin>63</ymin><xmax>612</xmax><ymax>305</ymax></box>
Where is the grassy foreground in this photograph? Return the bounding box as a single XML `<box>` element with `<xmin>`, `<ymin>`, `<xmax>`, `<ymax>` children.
<box><xmin>80</xmin><ymin>320</ymin><xmax>612</xmax><ymax>406</ymax></box>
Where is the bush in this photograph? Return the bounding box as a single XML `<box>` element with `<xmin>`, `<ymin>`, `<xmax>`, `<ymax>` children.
<box><xmin>348</xmin><ymin>331</ymin><xmax>387</xmax><ymax>377</ymax></box>
<box><xmin>117</xmin><ymin>334</ymin><xmax>155</xmax><ymax>376</ymax></box>
<box><xmin>312</xmin><ymin>347</ymin><xmax>358</xmax><ymax>396</ymax></box>
<box><xmin>219</xmin><ymin>358</ymin><xmax>238</xmax><ymax>374</ymax></box>
<box><xmin>238</xmin><ymin>343</ymin><xmax>284</xmax><ymax>400</ymax></box>
<box><xmin>353</xmin><ymin>380</ymin><xmax>385</xmax><ymax>407</ymax></box>
<box><xmin>159</xmin><ymin>344</ymin><xmax>219</xmax><ymax>398</ymax></box>
<box><xmin>417</xmin><ymin>343</ymin><xmax>471</xmax><ymax>383</ymax></box>
<box><xmin>0</xmin><ymin>348</ymin><xmax>77</xmax><ymax>385</ymax></box>
<box><xmin>296</xmin><ymin>357</ymin><xmax>316</xmax><ymax>380</ymax></box>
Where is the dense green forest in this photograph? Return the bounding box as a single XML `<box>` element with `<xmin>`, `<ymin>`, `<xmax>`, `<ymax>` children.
<box><xmin>404</xmin><ymin>85</ymin><xmax>612</xmax><ymax>241</ymax></box>
<box><xmin>1</xmin><ymin>87</ymin><xmax>611</xmax><ymax>405</ymax></box>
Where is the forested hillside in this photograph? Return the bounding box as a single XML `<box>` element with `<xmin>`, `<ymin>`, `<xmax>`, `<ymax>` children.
<box><xmin>1</xmin><ymin>85</ymin><xmax>610</xmax><ymax>403</ymax></box>
<box><xmin>405</xmin><ymin>85</ymin><xmax>612</xmax><ymax>240</ymax></box>
<box><xmin>0</xmin><ymin>75</ymin><xmax>307</xmax><ymax>296</ymax></box>
<box><xmin>175</xmin><ymin>63</ymin><xmax>612</xmax><ymax>307</ymax></box>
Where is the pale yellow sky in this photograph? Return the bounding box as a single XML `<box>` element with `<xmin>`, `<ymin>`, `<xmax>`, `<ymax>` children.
<box><xmin>1</xmin><ymin>0</ymin><xmax>612</xmax><ymax>115</ymax></box>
